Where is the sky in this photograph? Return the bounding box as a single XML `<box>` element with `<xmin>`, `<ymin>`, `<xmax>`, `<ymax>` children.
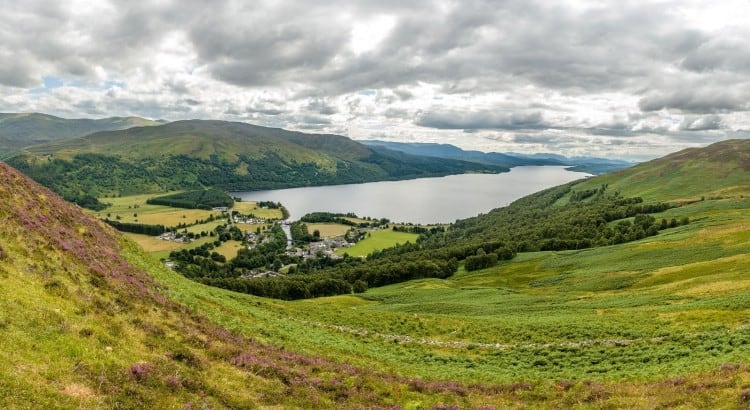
<box><xmin>2</xmin><ymin>0</ymin><xmax>750</xmax><ymax>160</ymax></box>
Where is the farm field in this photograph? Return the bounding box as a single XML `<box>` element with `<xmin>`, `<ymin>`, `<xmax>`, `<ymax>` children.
<box><xmin>305</xmin><ymin>222</ymin><xmax>350</xmax><ymax>238</ymax></box>
<box><xmin>90</xmin><ymin>192</ymin><xmax>221</xmax><ymax>226</ymax></box>
<box><xmin>213</xmin><ymin>240</ymin><xmax>245</xmax><ymax>260</ymax></box>
<box><xmin>336</xmin><ymin>229</ymin><xmax>419</xmax><ymax>257</ymax></box>
<box><xmin>233</xmin><ymin>201</ymin><xmax>284</xmax><ymax>219</ymax></box>
<box><xmin>125</xmin><ymin>234</ymin><xmax>216</xmax><ymax>260</ymax></box>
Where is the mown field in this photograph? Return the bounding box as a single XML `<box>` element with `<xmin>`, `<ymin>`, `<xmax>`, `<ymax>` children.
<box><xmin>305</xmin><ymin>223</ymin><xmax>351</xmax><ymax>238</ymax></box>
<box><xmin>91</xmin><ymin>192</ymin><xmax>221</xmax><ymax>225</ymax></box>
<box><xmin>232</xmin><ymin>201</ymin><xmax>284</xmax><ymax>219</ymax></box>
<box><xmin>337</xmin><ymin>229</ymin><xmax>419</xmax><ymax>257</ymax></box>
<box><xmin>123</xmin><ymin>194</ymin><xmax>750</xmax><ymax>406</ymax></box>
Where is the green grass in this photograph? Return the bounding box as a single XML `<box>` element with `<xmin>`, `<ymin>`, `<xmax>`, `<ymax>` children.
<box><xmin>213</xmin><ymin>240</ymin><xmax>244</xmax><ymax>260</ymax></box>
<box><xmin>572</xmin><ymin>139</ymin><xmax>750</xmax><ymax>202</ymax></box>
<box><xmin>336</xmin><ymin>229</ymin><xmax>419</xmax><ymax>257</ymax></box>
<box><xmin>306</xmin><ymin>223</ymin><xmax>350</xmax><ymax>238</ymax></box>
<box><xmin>90</xmin><ymin>192</ymin><xmax>223</xmax><ymax>226</ymax></box>
<box><xmin>232</xmin><ymin>201</ymin><xmax>283</xmax><ymax>219</ymax></box>
<box><xmin>134</xmin><ymin>197</ymin><xmax>750</xmax><ymax>387</ymax></box>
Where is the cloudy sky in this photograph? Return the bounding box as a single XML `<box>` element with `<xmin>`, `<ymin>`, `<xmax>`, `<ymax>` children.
<box><xmin>2</xmin><ymin>0</ymin><xmax>749</xmax><ymax>160</ymax></box>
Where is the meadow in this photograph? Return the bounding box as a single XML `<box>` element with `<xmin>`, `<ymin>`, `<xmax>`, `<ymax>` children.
<box><xmin>337</xmin><ymin>229</ymin><xmax>419</xmax><ymax>257</ymax></box>
<box><xmin>305</xmin><ymin>223</ymin><xmax>350</xmax><ymax>237</ymax></box>
<box><xmin>130</xmin><ymin>196</ymin><xmax>750</xmax><ymax>391</ymax></box>
<box><xmin>91</xmin><ymin>192</ymin><xmax>220</xmax><ymax>225</ymax></box>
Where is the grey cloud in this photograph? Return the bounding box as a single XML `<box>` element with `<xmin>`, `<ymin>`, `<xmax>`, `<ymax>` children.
<box><xmin>679</xmin><ymin>115</ymin><xmax>723</xmax><ymax>131</ymax></box>
<box><xmin>299</xmin><ymin>115</ymin><xmax>331</xmax><ymax>125</ymax></box>
<box><xmin>393</xmin><ymin>88</ymin><xmax>414</xmax><ymax>101</ymax></box>
<box><xmin>307</xmin><ymin>98</ymin><xmax>338</xmax><ymax>115</ymax></box>
<box><xmin>248</xmin><ymin>108</ymin><xmax>284</xmax><ymax>116</ymax></box>
<box><xmin>680</xmin><ymin>33</ymin><xmax>750</xmax><ymax>73</ymax></box>
<box><xmin>638</xmin><ymin>89</ymin><xmax>746</xmax><ymax>113</ymax></box>
<box><xmin>3</xmin><ymin>0</ymin><xmax>750</xmax><ymax>160</ymax></box>
<box><xmin>416</xmin><ymin>110</ymin><xmax>548</xmax><ymax>130</ymax></box>
<box><xmin>0</xmin><ymin>53</ymin><xmax>37</xmax><ymax>87</ymax></box>
<box><xmin>384</xmin><ymin>108</ymin><xmax>409</xmax><ymax>119</ymax></box>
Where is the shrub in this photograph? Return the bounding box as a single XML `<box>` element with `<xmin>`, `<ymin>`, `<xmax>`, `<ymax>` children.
<box><xmin>129</xmin><ymin>362</ymin><xmax>155</xmax><ymax>381</ymax></box>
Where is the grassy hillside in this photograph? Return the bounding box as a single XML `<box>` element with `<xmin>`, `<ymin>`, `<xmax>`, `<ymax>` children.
<box><xmin>0</xmin><ymin>113</ymin><xmax>161</xmax><ymax>158</ymax></box>
<box><xmin>7</xmin><ymin>120</ymin><xmax>506</xmax><ymax>207</ymax></box>
<box><xmin>4</xmin><ymin>138</ymin><xmax>750</xmax><ymax>407</ymax></box>
<box><xmin>140</xmin><ymin>194</ymin><xmax>750</xmax><ymax>407</ymax></box>
<box><xmin>0</xmin><ymin>160</ymin><xmax>527</xmax><ymax>409</ymax></box>
<box><xmin>572</xmin><ymin>139</ymin><xmax>750</xmax><ymax>201</ymax></box>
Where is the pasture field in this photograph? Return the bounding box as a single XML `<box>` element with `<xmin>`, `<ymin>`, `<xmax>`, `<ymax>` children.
<box><xmin>306</xmin><ymin>223</ymin><xmax>350</xmax><ymax>238</ymax></box>
<box><xmin>213</xmin><ymin>240</ymin><xmax>245</xmax><ymax>260</ymax></box>
<box><xmin>336</xmin><ymin>229</ymin><xmax>419</xmax><ymax>257</ymax></box>
<box><xmin>233</xmin><ymin>201</ymin><xmax>284</xmax><ymax>219</ymax></box>
<box><xmin>91</xmin><ymin>192</ymin><xmax>221</xmax><ymax>226</ymax></box>
<box><xmin>129</xmin><ymin>196</ymin><xmax>750</xmax><ymax>398</ymax></box>
<box><xmin>126</xmin><ymin>234</ymin><xmax>216</xmax><ymax>260</ymax></box>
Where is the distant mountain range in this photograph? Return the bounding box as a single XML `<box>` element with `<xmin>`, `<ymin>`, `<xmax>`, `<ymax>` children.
<box><xmin>360</xmin><ymin>140</ymin><xmax>635</xmax><ymax>175</ymax></box>
<box><xmin>0</xmin><ymin>112</ymin><xmax>163</xmax><ymax>158</ymax></box>
<box><xmin>2</xmin><ymin>113</ymin><xmax>634</xmax><ymax>210</ymax></box>
<box><xmin>7</xmin><ymin>119</ymin><xmax>506</xmax><ymax>208</ymax></box>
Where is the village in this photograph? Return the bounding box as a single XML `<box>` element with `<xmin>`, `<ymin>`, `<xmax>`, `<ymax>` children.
<box><xmin>156</xmin><ymin>202</ymin><xmax>419</xmax><ymax>284</ymax></box>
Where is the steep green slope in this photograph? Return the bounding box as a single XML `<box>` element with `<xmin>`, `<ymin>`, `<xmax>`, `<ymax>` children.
<box><xmin>0</xmin><ymin>113</ymin><xmax>161</xmax><ymax>157</ymax></box>
<box><xmin>0</xmin><ymin>161</ymin><xmax>522</xmax><ymax>409</ymax></box>
<box><xmin>7</xmin><ymin>120</ymin><xmax>505</xmax><ymax>206</ymax></box>
<box><xmin>572</xmin><ymin>139</ymin><xmax>750</xmax><ymax>201</ymax></box>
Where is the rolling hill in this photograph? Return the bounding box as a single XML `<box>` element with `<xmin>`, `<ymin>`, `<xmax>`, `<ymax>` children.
<box><xmin>572</xmin><ymin>138</ymin><xmax>750</xmax><ymax>201</ymax></box>
<box><xmin>3</xmin><ymin>137</ymin><xmax>750</xmax><ymax>407</ymax></box>
<box><xmin>0</xmin><ymin>113</ymin><xmax>162</xmax><ymax>158</ymax></box>
<box><xmin>7</xmin><ymin>120</ymin><xmax>506</xmax><ymax>208</ymax></box>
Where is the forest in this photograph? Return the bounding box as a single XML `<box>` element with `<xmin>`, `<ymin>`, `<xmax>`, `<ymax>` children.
<box><xmin>146</xmin><ymin>188</ymin><xmax>234</xmax><ymax>210</ymax></box>
<box><xmin>8</xmin><ymin>147</ymin><xmax>506</xmax><ymax>210</ymax></box>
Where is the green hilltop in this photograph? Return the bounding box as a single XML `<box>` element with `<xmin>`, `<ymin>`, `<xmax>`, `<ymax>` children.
<box><xmin>0</xmin><ymin>113</ymin><xmax>162</xmax><ymax>158</ymax></box>
<box><xmin>7</xmin><ymin>119</ymin><xmax>506</xmax><ymax>207</ymax></box>
<box><xmin>2</xmin><ymin>138</ymin><xmax>750</xmax><ymax>407</ymax></box>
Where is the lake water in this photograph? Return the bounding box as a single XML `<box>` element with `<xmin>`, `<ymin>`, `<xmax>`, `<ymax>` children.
<box><xmin>233</xmin><ymin>166</ymin><xmax>591</xmax><ymax>224</ymax></box>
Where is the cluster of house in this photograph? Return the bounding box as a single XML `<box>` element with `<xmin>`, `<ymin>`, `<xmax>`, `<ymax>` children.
<box><xmin>286</xmin><ymin>236</ymin><xmax>355</xmax><ymax>260</ymax></box>
<box><xmin>240</xmin><ymin>270</ymin><xmax>284</xmax><ymax>279</ymax></box>
<box><xmin>157</xmin><ymin>231</ymin><xmax>191</xmax><ymax>243</ymax></box>
<box><xmin>233</xmin><ymin>215</ymin><xmax>266</xmax><ymax>224</ymax></box>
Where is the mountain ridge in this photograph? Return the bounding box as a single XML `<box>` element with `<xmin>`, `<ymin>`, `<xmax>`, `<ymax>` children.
<box><xmin>361</xmin><ymin>139</ymin><xmax>635</xmax><ymax>174</ymax></box>
<box><xmin>7</xmin><ymin>120</ymin><xmax>507</xmax><ymax>208</ymax></box>
<box><xmin>0</xmin><ymin>112</ymin><xmax>163</xmax><ymax>158</ymax></box>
